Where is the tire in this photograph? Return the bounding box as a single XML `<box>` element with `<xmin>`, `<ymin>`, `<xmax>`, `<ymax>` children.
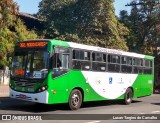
<box><xmin>124</xmin><ymin>88</ymin><xmax>133</xmax><ymax>105</ymax></box>
<box><xmin>69</xmin><ymin>89</ymin><xmax>82</xmax><ymax>110</ymax></box>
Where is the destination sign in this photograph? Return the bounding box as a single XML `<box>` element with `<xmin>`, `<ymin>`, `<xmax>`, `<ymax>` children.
<box><xmin>19</xmin><ymin>42</ymin><xmax>48</xmax><ymax>48</ymax></box>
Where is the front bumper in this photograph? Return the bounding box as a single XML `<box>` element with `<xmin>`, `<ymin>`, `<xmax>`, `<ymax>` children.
<box><xmin>9</xmin><ymin>88</ymin><xmax>49</xmax><ymax>104</ymax></box>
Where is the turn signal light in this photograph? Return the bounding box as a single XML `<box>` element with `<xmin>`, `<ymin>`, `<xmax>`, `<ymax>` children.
<box><xmin>52</xmin><ymin>90</ymin><xmax>56</xmax><ymax>94</ymax></box>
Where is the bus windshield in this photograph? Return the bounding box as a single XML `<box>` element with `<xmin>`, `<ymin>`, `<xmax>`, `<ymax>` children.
<box><xmin>11</xmin><ymin>50</ymin><xmax>49</xmax><ymax>79</ymax></box>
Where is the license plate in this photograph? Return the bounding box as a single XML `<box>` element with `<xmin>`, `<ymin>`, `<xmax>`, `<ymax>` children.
<box><xmin>19</xmin><ymin>94</ymin><xmax>27</xmax><ymax>99</ymax></box>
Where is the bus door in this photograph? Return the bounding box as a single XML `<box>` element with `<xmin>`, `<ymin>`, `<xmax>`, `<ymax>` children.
<box><xmin>52</xmin><ymin>47</ymin><xmax>70</xmax><ymax>78</ymax></box>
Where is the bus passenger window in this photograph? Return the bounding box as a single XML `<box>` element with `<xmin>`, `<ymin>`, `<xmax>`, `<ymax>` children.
<box><xmin>72</xmin><ymin>50</ymin><xmax>84</xmax><ymax>60</ymax></box>
<box><xmin>122</xmin><ymin>56</ymin><xmax>127</xmax><ymax>64</ymax></box>
<box><xmin>92</xmin><ymin>53</ymin><xmax>95</xmax><ymax>61</ymax></box>
<box><xmin>143</xmin><ymin>60</ymin><xmax>152</xmax><ymax>74</ymax></box>
<box><xmin>73</xmin><ymin>61</ymin><xmax>81</xmax><ymax>70</ymax></box>
<box><xmin>108</xmin><ymin>55</ymin><xmax>111</xmax><ymax>62</ymax></box>
<box><xmin>84</xmin><ymin>51</ymin><xmax>90</xmax><ymax>60</ymax></box>
<box><xmin>127</xmin><ymin>57</ymin><xmax>132</xmax><ymax>65</ymax></box>
<box><xmin>103</xmin><ymin>54</ymin><xmax>106</xmax><ymax>62</ymax></box>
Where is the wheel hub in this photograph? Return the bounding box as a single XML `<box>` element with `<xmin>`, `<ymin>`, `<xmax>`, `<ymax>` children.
<box><xmin>126</xmin><ymin>92</ymin><xmax>131</xmax><ymax>102</ymax></box>
<box><xmin>72</xmin><ymin>93</ymin><xmax>79</xmax><ymax>106</ymax></box>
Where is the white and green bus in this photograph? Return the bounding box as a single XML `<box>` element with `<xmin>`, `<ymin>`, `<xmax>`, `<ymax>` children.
<box><xmin>10</xmin><ymin>39</ymin><xmax>154</xmax><ymax>110</ymax></box>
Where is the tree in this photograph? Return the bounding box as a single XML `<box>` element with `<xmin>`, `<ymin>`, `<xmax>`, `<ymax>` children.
<box><xmin>120</xmin><ymin>0</ymin><xmax>160</xmax><ymax>91</ymax></box>
<box><xmin>120</xmin><ymin>0</ymin><xmax>160</xmax><ymax>54</ymax></box>
<box><xmin>119</xmin><ymin>10</ymin><xmax>138</xmax><ymax>52</ymax></box>
<box><xmin>38</xmin><ymin>0</ymin><xmax>129</xmax><ymax>51</ymax></box>
<box><xmin>0</xmin><ymin>0</ymin><xmax>37</xmax><ymax>68</ymax></box>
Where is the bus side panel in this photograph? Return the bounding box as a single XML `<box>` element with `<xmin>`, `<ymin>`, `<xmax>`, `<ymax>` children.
<box><xmin>47</xmin><ymin>70</ymin><xmax>107</xmax><ymax>104</ymax></box>
<box><xmin>67</xmin><ymin>71</ymin><xmax>107</xmax><ymax>102</ymax></box>
<box><xmin>47</xmin><ymin>72</ymin><xmax>70</xmax><ymax>104</ymax></box>
<box><xmin>132</xmin><ymin>75</ymin><xmax>154</xmax><ymax>98</ymax></box>
<box><xmin>47</xmin><ymin>71</ymin><xmax>154</xmax><ymax>104</ymax></box>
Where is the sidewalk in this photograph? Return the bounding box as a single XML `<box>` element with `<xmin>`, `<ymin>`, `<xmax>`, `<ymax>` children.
<box><xmin>0</xmin><ymin>85</ymin><xmax>9</xmax><ymax>97</ymax></box>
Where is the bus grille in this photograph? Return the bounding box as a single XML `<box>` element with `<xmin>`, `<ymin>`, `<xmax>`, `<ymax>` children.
<box><xmin>14</xmin><ymin>81</ymin><xmax>36</xmax><ymax>88</ymax></box>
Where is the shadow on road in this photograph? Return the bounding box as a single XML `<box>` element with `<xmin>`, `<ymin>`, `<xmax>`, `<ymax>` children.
<box><xmin>151</xmin><ymin>103</ymin><xmax>160</xmax><ymax>106</ymax></box>
<box><xmin>0</xmin><ymin>97</ymin><xmax>142</xmax><ymax>113</ymax></box>
<box><xmin>0</xmin><ymin>97</ymin><xmax>69</xmax><ymax>113</ymax></box>
<box><xmin>82</xmin><ymin>100</ymin><xmax>141</xmax><ymax>109</ymax></box>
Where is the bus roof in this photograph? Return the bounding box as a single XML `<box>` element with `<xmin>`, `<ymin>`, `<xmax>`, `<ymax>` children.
<box><xmin>24</xmin><ymin>39</ymin><xmax>154</xmax><ymax>60</ymax></box>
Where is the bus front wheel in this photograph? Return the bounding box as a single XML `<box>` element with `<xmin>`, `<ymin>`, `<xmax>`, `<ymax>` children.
<box><xmin>69</xmin><ymin>89</ymin><xmax>82</xmax><ymax>110</ymax></box>
<box><xmin>124</xmin><ymin>88</ymin><xmax>133</xmax><ymax>105</ymax></box>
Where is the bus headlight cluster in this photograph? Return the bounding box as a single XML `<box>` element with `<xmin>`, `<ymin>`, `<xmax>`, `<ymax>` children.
<box><xmin>38</xmin><ymin>86</ymin><xmax>48</xmax><ymax>92</ymax></box>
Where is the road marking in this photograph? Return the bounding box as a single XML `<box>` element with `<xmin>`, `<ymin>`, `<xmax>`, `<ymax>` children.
<box><xmin>151</xmin><ymin>111</ymin><xmax>160</xmax><ymax>113</ymax></box>
<box><xmin>85</xmin><ymin>121</ymin><xmax>101</xmax><ymax>123</ymax></box>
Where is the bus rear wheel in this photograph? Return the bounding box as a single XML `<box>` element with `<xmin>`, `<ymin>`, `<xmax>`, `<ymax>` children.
<box><xmin>124</xmin><ymin>88</ymin><xmax>133</xmax><ymax>105</ymax></box>
<box><xmin>69</xmin><ymin>89</ymin><xmax>82</xmax><ymax>110</ymax></box>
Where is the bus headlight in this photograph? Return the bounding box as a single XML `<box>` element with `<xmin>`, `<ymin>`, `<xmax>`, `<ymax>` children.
<box><xmin>37</xmin><ymin>86</ymin><xmax>48</xmax><ymax>92</ymax></box>
<box><xmin>9</xmin><ymin>83</ymin><xmax>13</xmax><ymax>89</ymax></box>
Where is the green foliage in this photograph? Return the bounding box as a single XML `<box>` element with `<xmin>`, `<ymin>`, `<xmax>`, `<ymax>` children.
<box><xmin>38</xmin><ymin>0</ymin><xmax>129</xmax><ymax>51</ymax></box>
<box><xmin>119</xmin><ymin>0</ymin><xmax>160</xmax><ymax>54</ymax></box>
<box><xmin>14</xmin><ymin>19</ymin><xmax>37</xmax><ymax>42</ymax></box>
<box><xmin>0</xmin><ymin>0</ymin><xmax>38</xmax><ymax>69</ymax></box>
<box><xmin>119</xmin><ymin>1</ymin><xmax>160</xmax><ymax>90</ymax></box>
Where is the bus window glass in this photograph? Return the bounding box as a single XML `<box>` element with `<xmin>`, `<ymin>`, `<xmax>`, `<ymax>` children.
<box><xmin>11</xmin><ymin>51</ymin><xmax>49</xmax><ymax>79</ymax></box>
<box><xmin>81</xmin><ymin>61</ymin><xmax>90</xmax><ymax>70</ymax></box>
<box><xmin>145</xmin><ymin>60</ymin><xmax>150</xmax><ymax>67</ymax></box>
<box><xmin>103</xmin><ymin>54</ymin><xmax>106</xmax><ymax>62</ymax></box>
<box><xmin>73</xmin><ymin>50</ymin><xmax>80</xmax><ymax>59</ymax></box>
<box><xmin>112</xmin><ymin>55</ymin><xmax>120</xmax><ymax>63</ymax></box>
<box><xmin>72</xmin><ymin>50</ymin><xmax>90</xmax><ymax>71</ymax></box>
<box><xmin>96</xmin><ymin>53</ymin><xmax>102</xmax><ymax>61</ymax></box>
<box><xmin>73</xmin><ymin>50</ymin><xmax>85</xmax><ymax>60</ymax></box>
<box><xmin>143</xmin><ymin>60</ymin><xmax>152</xmax><ymax>74</ymax></box>
<box><xmin>127</xmin><ymin>57</ymin><xmax>132</xmax><ymax>65</ymax></box>
<box><xmin>134</xmin><ymin>58</ymin><xmax>143</xmax><ymax>66</ymax></box>
<box><xmin>62</xmin><ymin>54</ymin><xmax>69</xmax><ymax>69</ymax></box>
<box><xmin>80</xmin><ymin>51</ymin><xmax>84</xmax><ymax>60</ymax></box>
<box><xmin>92</xmin><ymin>62</ymin><xmax>106</xmax><ymax>71</ymax></box>
<box><xmin>84</xmin><ymin>51</ymin><xmax>90</xmax><ymax>60</ymax></box>
<box><xmin>112</xmin><ymin>56</ymin><xmax>117</xmax><ymax>63</ymax></box>
<box><xmin>107</xmin><ymin>54</ymin><xmax>120</xmax><ymax>72</ymax></box>
<box><xmin>122</xmin><ymin>56</ymin><xmax>127</xmax><ymax>64</ymax></box>
<box><xmin>92</xmin><ymin>53</ymin><xmax>95</xmax><ymax>61</ymax></box>
<box><xmin>73</xmin><ymin>61</ymin><xmax>81</xmax><ymax>69</ymax></box>
<box><xmin>108</xmin><ymin>64</ymin><xmax>120</xmax><ymax>72</ymax></box>
<box><xmin>150</xmin><ymin>61</ymin><xmax>152</xmax><ymax>67</ymax></box>
<box><xmin>108</xmin><ymin>55</ymin><xmax>111</xmax><ymax>63</ymax></box>
<box><xmin>92</xmin><ymin>52</ymin><xmax>102</xmax><ymax>62</ymax></box>
<box><xmin>52</xmin><ymin>47</ymin><xmax>70</xmax><ymax>78</ymax></box>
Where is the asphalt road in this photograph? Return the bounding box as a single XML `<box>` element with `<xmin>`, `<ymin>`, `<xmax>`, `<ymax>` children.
<box><xmin>0</xmin><ymin>94</ymin><xmax>160</xmax><ymax>123</ymax></box>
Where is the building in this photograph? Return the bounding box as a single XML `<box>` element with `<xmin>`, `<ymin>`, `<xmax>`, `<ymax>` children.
<box><xmin>18</xmin><ymin>12</ymin><xmax>44</xmax><ymax>30</ymax></box>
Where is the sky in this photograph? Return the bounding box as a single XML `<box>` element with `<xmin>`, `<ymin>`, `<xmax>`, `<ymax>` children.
<box><xmin>13</xmin><ymin>0</ymin><xmax>131</xmax><ymax>16</ymax></box>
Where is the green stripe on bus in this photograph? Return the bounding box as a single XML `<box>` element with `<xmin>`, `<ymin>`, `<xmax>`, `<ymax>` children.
<box><xmin>47</xmin><ymin>40</ymin><xmax>70</xmax><ymax>52</ymax></box>
<box><xmin>144</xmin><ymin>55</ymin><xmax>154</xmax><ymax>60</ymax></box>
<box><xmin>50</xmin><ymin>40</ymin><xmax>70</xmax><ymax>47</ymax></box>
